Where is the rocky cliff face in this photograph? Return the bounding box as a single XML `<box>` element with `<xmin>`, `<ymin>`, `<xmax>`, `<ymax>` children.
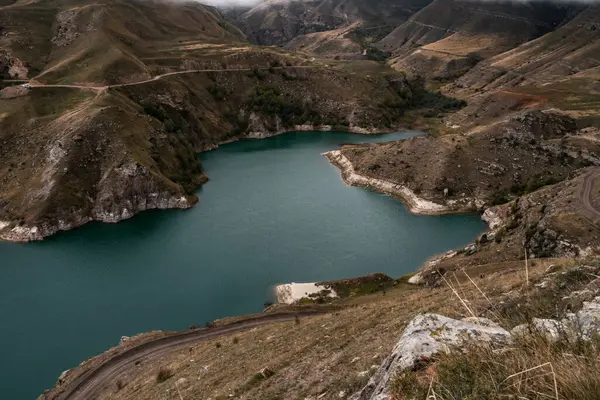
<box><xmin>0</xmin><ymin>88</ymin><xmax>204</xmax><ymax>242</ymax></box>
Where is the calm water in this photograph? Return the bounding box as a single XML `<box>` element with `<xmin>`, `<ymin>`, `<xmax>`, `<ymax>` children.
<box><xmin>0</xmin><ymin>131</ymin><xmax>485</xmax><ymax>399</ymax></box>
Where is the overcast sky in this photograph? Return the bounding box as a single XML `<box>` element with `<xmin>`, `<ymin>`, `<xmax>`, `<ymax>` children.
<box><xmin>194</xmin><ymin>0</ymin><xmax>600</xmax><ymax>8</ymax></box>
<box><xmin>197</xmin><ymin>0</ymin><xmax>263</xmax><ymax>7</ymax></box>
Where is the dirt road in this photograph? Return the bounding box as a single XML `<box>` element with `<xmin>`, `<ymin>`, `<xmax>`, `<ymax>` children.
<box><xmin>29</xmin><ymin>65</ymin><xmax>318</xmax><ymax>92</ymax></box>
<box><xmin>51</xmin><ymin>311</ymin><xmax>326</xmax><ymax>400</ymax></box>
<box><xmin>580</xmin><ymin>168</ymin><xmax>600</xmax><ymax>217</ymax></box>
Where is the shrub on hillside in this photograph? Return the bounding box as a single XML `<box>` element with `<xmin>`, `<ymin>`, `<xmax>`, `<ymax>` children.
<box><xmin>247</xmin><ymin>85</ymin><xmax>307</xmax><ymax>126</ymax></box>
<box><xmin>408</xmin><ymin>77</ymin><xmax>466</xmax><ymax>112</ymax></box>
<box><xmin>156</xmin><ymin>366</ymin><xmax>174</xmax><ymax>383</ymax></box>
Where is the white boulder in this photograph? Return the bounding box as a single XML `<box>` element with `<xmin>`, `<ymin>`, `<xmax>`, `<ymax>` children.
<box><xmin>351</xmin><ymin>313</ymin><xmax>511</xmax><ymax>400</ymax></box>
<box><xmin>511</xmin><ymin>318</ymin><xmax>565</xmax><ymax>341</ymax></box>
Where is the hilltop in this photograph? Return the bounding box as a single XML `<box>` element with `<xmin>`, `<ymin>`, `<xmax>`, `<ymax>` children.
<box><xmin>232</xmin><ymin>0</ymin><xmax>432</xmax><ymax>46</ymax></box>
<box><xmin>229</xmin><ymin>0</ymin><xmax>431</xmax><ymax>59</ymax></box>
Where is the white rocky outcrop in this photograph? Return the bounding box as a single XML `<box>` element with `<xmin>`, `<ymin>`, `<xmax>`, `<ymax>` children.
<box><xmin>355</xmin><ymin>297</ymin><xmax>600</xmax><ymax>400</ymax></box>
<box><xmin>352</xmin><ymin>313</ymin><xmax>511</xmax><ymax>400</ymax></box>
<box><xmin>246</xmin><ymin>118</ymin><xmax>389</xmax><ymax>140</ymax></box>
<box><xmin>512</xmin><ymin>296</ymin><xmax>600</xmax><ymax>341</ymax></box>
<box><xmin>0</xmin><ymin>160</ymin><xmax>193</xmax><ymax>244</ymax></box>
<box><xmin>407</xmin><ymin>250</ymin><xmax>458</xmax><ymax>284</ymax></box>
<box><xmin>511</xmin><ymin>318</ymin><xmax>564</xmax><ymax>341</ymax></box>
<box><xmin>482</xmin><ymin>208</ymin><xmax>502</xmax><ymax>230</ymax></box>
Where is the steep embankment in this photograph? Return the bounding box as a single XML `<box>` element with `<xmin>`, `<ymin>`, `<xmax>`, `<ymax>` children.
<box><xmin>378</xmin><ymin>0</ymin><xmax>574</xmax><ymax>80</ymax></box>
<box><xmin>41</xmin><ymin>257</ymin><xmax>600</xmax><ymax>400</ymax></box>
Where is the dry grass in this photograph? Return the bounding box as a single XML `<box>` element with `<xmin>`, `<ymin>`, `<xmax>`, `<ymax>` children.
<box><xmin>86</xmin><ymin>258</ymin><xmax>580</xmax><ymax>400</ymax></box>
<box><xmin>391</xmin><ymin>333</ymin><xmax>600</xmax><ymax>400</ymax></box>
<box><xmin>390</xmin><ymin>259</ymin><xmax>600</xmax><ymax>400</ymax></box>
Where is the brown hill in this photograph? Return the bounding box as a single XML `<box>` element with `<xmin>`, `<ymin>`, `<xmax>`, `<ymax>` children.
<box><xmin>449</xmin><ymin>5</ymin><xmax>600</xmax><ymax>94</ymax></box>
<box><xmin>0</xmin><ymin>0</ymin><xmax>245</xmax><ymax>84</ymax></box>
<box><xmin>233</xmin><ymin>0</ymin><xmax>432</xmax><ymax>47</ymax></box>
<box><xmin>378</xmin><ymin>0</ymin><xmax>575</xmax><ymax>80</ymax></box>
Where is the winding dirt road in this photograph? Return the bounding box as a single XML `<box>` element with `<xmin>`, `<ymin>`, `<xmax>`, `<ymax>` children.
<box><xmin>28</xmin><ymin>65</ymin><xmax>318</xmax><ymax>92</ymax></box>
<box><xmin>580</xmin><ymin>168</ymin><xmax>600</xmax><ymax>217</ymax></box>
<box><xmin>51</xmin><ymin>311</ymin><xmax>326</xmax><ymax>400</ymax></box>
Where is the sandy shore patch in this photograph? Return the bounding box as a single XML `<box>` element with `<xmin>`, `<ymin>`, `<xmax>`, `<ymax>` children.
<box><xmin>275</xmin><ymin>282</ymin><xmax>337</xmax><ymax>304</ymax></box>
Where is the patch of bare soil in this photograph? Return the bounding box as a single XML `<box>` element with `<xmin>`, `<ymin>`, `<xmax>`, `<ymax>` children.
<box><xmin>0</xmin><ymin>85</ymin><xmax>28</xmax><ymax>99</ymax></box>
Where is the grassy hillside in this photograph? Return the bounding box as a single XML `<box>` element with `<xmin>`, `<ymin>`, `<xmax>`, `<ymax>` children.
<box><xmin>43</xmin><ymin>256</ymin><xmax>600</xmax><ymax>400</ymax></box>
<box><xmin>449</xmin><ymin>5</ymin><xmax>600</xmax><ymax>94</ymax></box>
<box><xmin>378</xmin><ymin>0</ymin><xmax>575</xmax><ymax>80</ymax></box>
<box><xmin>0</xmin><ymin>0</ymin><xmax>245</xmax><ymax>84</ymax></box>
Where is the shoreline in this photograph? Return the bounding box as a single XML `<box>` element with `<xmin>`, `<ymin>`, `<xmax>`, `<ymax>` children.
<box><xmin>274</xmin><ymin>282</ymin><xmax>338</xmax><ymax>304</ymax></box>
<box><xmin>323</xmin><ymin>150</ymin><xmax>482</xmax><ymax>216</ymax></box>
<box><xmin>0</xmin><ymin>126</ymin><xmax>405</xmax><ymax>243</ymax></box>
<box><xmin>323</xmin><ymin>149</ymin><xmax>500</xmax><ymax>284</ymax></box>
<box><xmin>200</xmin><ymin>124</ymin><xmax>402</xmax><ymax>152</ymax></box>
<box><xmin>0</xmin><ymin>194</ymin><xmax>193</xmax><ymax>243</ymax></box>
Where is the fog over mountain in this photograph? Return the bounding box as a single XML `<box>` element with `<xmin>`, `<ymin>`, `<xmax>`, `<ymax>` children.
<box><xmin>196</xmin><ymin>0</ymin><xmax>600</xmax><ymax>7</ymax></box>
<box><xmin>196</xmin><ymin>0</ymin><xmax>261</xmax><ymax>7</ymax></box>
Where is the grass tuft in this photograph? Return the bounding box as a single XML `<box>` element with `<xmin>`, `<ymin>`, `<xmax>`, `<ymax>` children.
<box><xmin>156</xmin><ymin>366</ymin><xmax>174</xmax><ymax>383</ymax></box>
<box><xmin>392</xmin><ymin>333</ymin><xmax>600</xmax><ymax>400</ymax></box>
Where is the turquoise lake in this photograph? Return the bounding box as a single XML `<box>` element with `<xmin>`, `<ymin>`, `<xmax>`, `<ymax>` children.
<box><xmin>0</xmin><ymin>131</ymin><xmax>486</xmax><ymax>399</ymax></box>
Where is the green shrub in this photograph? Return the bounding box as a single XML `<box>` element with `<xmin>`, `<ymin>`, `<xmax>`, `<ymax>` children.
<box><xmin>408</xmin><ymin>77</ymin><xmax>466</xmax><ymax>112</ymax></box>
<box><xmin>247</xmin><ymin>85</ymin><xmax>307</xmax><ymax>126</ymax></box>
<box><xmin>207</xmin><ymin>84</ymin><xmax>227</xmax><ymax>101</ymax></box>
<box><xmin>156</xmin><ymin>366</ymin><xmax>174</xmax><ymax>383</ymax></box>
<box><xmin>141</xmin><ymin>100</ymin><xmax>167</xmax><ymax>121</ymax></box>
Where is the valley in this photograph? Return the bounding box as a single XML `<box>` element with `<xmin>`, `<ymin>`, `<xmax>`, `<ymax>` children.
<box><xmin>3</xmin><ymin>131</ymin><xmax>484</xmax><ymax>400</ymax></box>
<box><xmin>1</xmin><ymin>0</ymin><xmax>600</xmax><ymax>399</ymax></box>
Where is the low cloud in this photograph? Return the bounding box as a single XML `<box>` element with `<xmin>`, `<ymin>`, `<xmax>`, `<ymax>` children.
<box><xmin>192</xmin><ymin>0</ymin><xmax>600</xmax><ymax>8</ymax></box>
<box><xmin>196</xmin><ymin>0</ymin><xmax>263</xmax><ymax>7</ymax></box>
<box><xmin>467</xmin><ymin>0</ymin><xmax>600</xmax><ymax>2</ymax></box>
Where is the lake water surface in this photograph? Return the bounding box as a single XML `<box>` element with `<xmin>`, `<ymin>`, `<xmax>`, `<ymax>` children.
<box><xmin>0</xmin><ymin>131</ymin><xmax>486</xmax><ymax>399</ymax></box>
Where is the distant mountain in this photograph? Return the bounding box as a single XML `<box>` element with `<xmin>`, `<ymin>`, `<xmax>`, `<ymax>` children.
<box><xmin>450</xmin><ymin>4</ymin><xmax>600</xmax><ymax>93</ymax></box>
<box><xmin>377</xmin><ymin>0</ymin><xmax>576</xmax><ymax>80</ymax></box>
<box><xmin>232</xmin><ymin>0</ymin><xmax>432</xmax><ymax>47</ymax></box>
